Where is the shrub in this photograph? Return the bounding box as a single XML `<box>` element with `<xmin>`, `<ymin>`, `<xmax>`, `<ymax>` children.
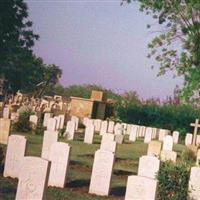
<box><xmin>13</xmin><ymin>106</ymin><xmax>34</xmax><ymax>132</ymax></box>
<box><xmin>157</xmin><ymin>161</ymin><xmax>190</xmax><ymax>200</ymax></box>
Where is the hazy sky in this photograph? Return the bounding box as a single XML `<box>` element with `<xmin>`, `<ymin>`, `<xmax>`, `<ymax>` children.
<box><xmin>26</xmin><ymin>0</ymin><xmax>183</xmax><ymax>100</ymax></box>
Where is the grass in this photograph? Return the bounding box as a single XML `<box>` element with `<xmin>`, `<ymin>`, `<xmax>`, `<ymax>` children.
<box><xmin>0</xmin><ymin>129</ymin><xmax>187</xmax><ymax>200</ymax></box>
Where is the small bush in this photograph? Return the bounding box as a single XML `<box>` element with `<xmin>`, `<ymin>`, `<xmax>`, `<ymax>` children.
<box><xmin>13</xmin><ymin>106</ymin><xmax>34</xmax><ymax>132</ymax></box>
<box><xmin>181</xmin><ymin>149</ymin><xmax>196</xmax><ymax>165</ymax></box>
<box><xmin>157</xmin><ymin>161</ymin><xmax>190</xmax><ymax>200</ymax></box>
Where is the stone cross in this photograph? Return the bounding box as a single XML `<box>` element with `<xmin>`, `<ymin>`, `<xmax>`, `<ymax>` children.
<box><xmin>190</xmin><ymin>119</ymin><xmax>200</xmax><ymax>146</ymax></box>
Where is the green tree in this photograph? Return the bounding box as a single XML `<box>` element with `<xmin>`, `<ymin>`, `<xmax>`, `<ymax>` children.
<box><xmin>0</xmin><ymin>0</ymin><xmax>39</xmax><ymax>92</ymax></box>
<box><xmin>125</xmin><ymin>0</ymin><xmax>200</xmax><ymax>102</ymax></box>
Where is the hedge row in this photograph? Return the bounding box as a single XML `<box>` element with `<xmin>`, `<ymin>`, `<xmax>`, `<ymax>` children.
<box><xmin>117</xmin><ymin>104</ymin><xmax>200</xmax><ymax>136</ymax></box>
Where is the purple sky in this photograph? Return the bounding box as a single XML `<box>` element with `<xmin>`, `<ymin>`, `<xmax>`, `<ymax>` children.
<box><xmin>26</xmin><ymin>0</ymin><xmax>183</xmax><ymax>100</ymax></box>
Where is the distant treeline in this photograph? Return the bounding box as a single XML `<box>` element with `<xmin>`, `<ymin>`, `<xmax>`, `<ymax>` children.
<box><xmin>46</xmin><ymin>84</ymin><xmax>200</xmax><ymax>136</ymax></box>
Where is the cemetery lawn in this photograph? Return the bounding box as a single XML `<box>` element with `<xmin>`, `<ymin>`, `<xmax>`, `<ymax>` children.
<box><xmin>0</xmin><ymin>130</ymin><xmax>186</xmax><ymax>200</ymax></box>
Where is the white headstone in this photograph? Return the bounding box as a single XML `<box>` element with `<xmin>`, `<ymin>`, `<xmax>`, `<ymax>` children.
<box><xmin>3</xmin><ymin>107</ymin><xmax>10</xmax><ymax>118</ymax></box>
<box><xmin>89</xmin><ymin>150</ymin><xmax>114</xmax><ymax>196</ymax></box>
<box><xmin>71</xmin><ymin>116</ymin><xmax>79</xmax><ymax>130</ymax></box>
<box><xmin>4</xmin><ymin>135</ymin><xmax>27</xmax><ymax>178</ymax></box>
<box><xmin>160</xmin><ymin>150</ymin><xmax>177</xmax><ymax>162</ymax></box>
<box><xmin>138</xmin><ymin>155</ymin><xmax>160</xmax><ymax>179</ymax></box>
<box><xmin>108</xmin><ymin>121</ymin><xmax>115</xmax><ymax>133</ymax></box>
<box><xmin>172</xmin><ymin>131</ymin><xmax>179</xmax><ymax>144</ymax></box>
<box><xmin>185</xmin><ymin>133</ymin><xmax>193</xmax><ymax>146</ymax></box>
<box><xmin>125</xmin><ymin>175</ymin><xmax>157</xmax><ymax>200</ymax></box>
<box><xmin>101</xmin><ymin>137</ymin><xmax>117</xmax><ymax>153</ymax></box>
<box><xmin>158</xmin><ymin>129</ymin><xmax>170</xmax><ymax>141</ymax></box>
<box><xmin>188</xmin><ymin>167</ymin><xmax>200</xmax><ymax>200</ymax></box>
<box><xmin>84</xmin><ymin>123</ymin><xmax>95</xmax><ymax>144</ymax></box>
<box><xmin>152</xmin><ymin>128</ymin><xmax>158</xmax><ymax>139</ymax></box>
<box><xmin>163</xmin><ymin>135</ymin><xmax>173</xmax><ymax>151</ymax></box>
<box><xmin>102</xmin><ymin>133</ymin><xmax>115</xmax><ymax>141</ymax></box>
<box><xmin>47</xmin><ymin>118</ymin><xmax>57</xmax><ymax>131</ymax></box>
<box><xmin>115</xmin><ymin>134</ymin><xmax>124</xmax><ymax>144</ymax></box>
<box><xmin>138</xmin><ymin>126</ymin><xmax>146</xmax><ymax>137</ymax></box>
<box><xmin>94</xmin><ymin>119</ymin><xmax>102</xmax><ymax>132</ymax></box>
<box><xmin>15</xmin><ymin>157</ymin><xmax>50</xmax><ymax>200</ymax></box>
<box><xmin>100</xmin><ymin>121</ymin><xmax>108</xmax><ymax>135</ymax></box>
<box><xmin>114</xmin><ymin>123</ymin><xmax>123</xmax><ymax>135</ymax></box>
<box><xmin>48</xmin><ymin>142</ymin><xmax>71</xmax><ymax>188</ymax></box>
<box><xmin>65</xmin><ymin>121</ymin><xmax>75</xmax><ymax>140</ymax></box>
<box><xmin>54</xmin><ymin>116</ymin><xmax>61</xmax><ymax>130</ymax></box>
<box><xmin>43</xmin><ymin>113</ymin><xmax>53</xmax><ymax>127</ymax></box>
<box><xmin>41</xmin><ymin>130</ymin><xmax>58</xmax><ymax>160</ymax></box>
<box><xmin>144</xmin><ymin>127</ymin><xmax>153</xmax><ymax>143</ymax></box>
<box><xmin>58</xmin><ymin>114</ymin><xmax>65</xmax><ymax>129</ymax></box>
<box><xmin>129</xmin><ymin>125</ymin><xmax>138</xmax><ymax>142</ymax></box>
<box><xmin>126</xmin><ymin>124</ymin><xmax>132</xmax><ymax>135</ymax></box>
<box><xmin>29</xmin><ymin>115</ymin><xmax>38</xmax><ymax>125</ymax></box>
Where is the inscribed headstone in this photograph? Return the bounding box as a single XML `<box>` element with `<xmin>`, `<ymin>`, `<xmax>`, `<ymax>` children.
<box><xmin>138</xmin><ymin>155</ymin><xmax>160</xmax><ymax>179</ymax></box>
<box><xmin>64</xmin><ymin>120</ymin><xmax>75</xmax><ymax>140</ymax></box>
<box><xmin>84</xmin><ymin>123</ymin><xmax>95</xmax><ymax>144</ymax></box>
<box><xmin>89</xmin><ymin>150</ymin><xmax>114</xmax><ymax>196</ymax></box>
<box><xmin>162</xmin><ymin>135</ymin><xmax>173</xmax><ymax>151</ymax></box>
<box><xmin>4</xmin><ymin>135</ymin><xmax>27</xmax><ymax>178</ymax></box>
<box><xmin>48</xmin><ymin>142</ymin><xmax>71</xmax><ymax>188</ymax></box>
<box><xmin>172</xmin><ymin>131</ymin><xmax>179</xmax><ymax>144</ymax></box>
<box><xmin>41</xmin><ymin>130</ymin><xmax>58</xmax><ymax>160</ymax></box>
<box><xmin>185</xmin><ymin>133</ymin><xmax>193</xmax><ymax>146</ymax></box>
<box><xmin>160</xmin><ymin>150</ymin><xmax>177</xmax><ymax>162</ymax></box>
<box><xmin>15</xmin><ymin>157</ymin><xmax>50</xmax><ymax>200</ymax></box>
<box><xmin>108</xmin><ymin>121</ymin><xmax>115</xmax><ymax>133</ymax></box>
<box><xmin>125</xmin><ymin>176</ymin><xmax>157</xmax><ymax>200</ymax></box>
<box><xmin>144</xmin><ymin>127</ymin><xmax>153</xmax><ymax>143</ymax></box>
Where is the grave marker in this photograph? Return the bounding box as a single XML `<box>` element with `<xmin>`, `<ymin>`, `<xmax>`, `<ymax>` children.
<box><xmin>48</xmin><ymin>142</ymin><xmax>71</xmax><ymax>188</ymax></box>
<box><xmin>89</xmin><ymin>150</ymin><xmax>114</xmax><ymax>196</ymax></box>
<box><xmin>15</xmin><ymin>157</ymin><xmax>50</xmax><ymax>200</ymax></box>
<box><xmin>4</xmin><ymin>135</ymin><xmax>27</xmax><ymax>178</ymax></box>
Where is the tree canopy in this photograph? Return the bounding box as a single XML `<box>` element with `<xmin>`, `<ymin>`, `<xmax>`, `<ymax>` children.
<box><xmin>0</xmin><ymin>0</ymin><xmax>62</xmax><ymax>95</ymax></box>
<box><xmin>125</xmin><ymin>0</ymin><xmax>200</xmax><ymax>103</ymax></box>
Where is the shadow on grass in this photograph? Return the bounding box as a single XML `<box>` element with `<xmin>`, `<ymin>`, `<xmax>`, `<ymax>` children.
<box><xmin>66</xmin><ymin>179</ymin><xmax>90</xmax><ymax>188</ymax></box>
<box><xmin>110</xmin><ymin>186</ymin><xmax>126</xmax><ymax>197</ymax></box>
<box><xmin>69</xmin><ymin>160</ymin><xmax>83</xmax><ymax>166</ymax></box>
<box><xmin>113</xmin><ymin>169</ymin><xmax>134</xmax><ymax>176</ymax></box>
<box><xmin>78</xmin><ymin>153</ymin><xmax>94</xmax><ymax>158</ymax></box>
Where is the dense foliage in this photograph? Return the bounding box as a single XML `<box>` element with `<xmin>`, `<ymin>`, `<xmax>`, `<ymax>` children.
<box><xmin>117</xmin><ymin>102</ymin><xmax>200</xmax><ymax>135</ymax></box>
<box><xmin>157</xmin><ymin>161</ymin><xmax>190</xmax><ymax>200</ymax></box>
<box><xmin>124</xmin><ymin>0</ymin><xmax>200</xmax><ymax>102</ymax></box>
<box><xmin>0</xmin><ymin>0</ymin><xmax>62</xmax><ymax>94</ymax></box>
<box><xmin>13</xmin><ymin>106</ymin><xmax>34</xmax><ymax>132</ymax></box>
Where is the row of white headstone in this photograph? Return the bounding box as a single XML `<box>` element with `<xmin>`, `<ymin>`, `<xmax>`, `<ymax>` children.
<box><xmin>3</xmin><ymin>133</ymin><xmax>71</xmax><ymax>200</ymax></box>
<box><xmin>3</xmin><ymin>130</ymin><xmax>200</xmax><ymax>199</ymax></box>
